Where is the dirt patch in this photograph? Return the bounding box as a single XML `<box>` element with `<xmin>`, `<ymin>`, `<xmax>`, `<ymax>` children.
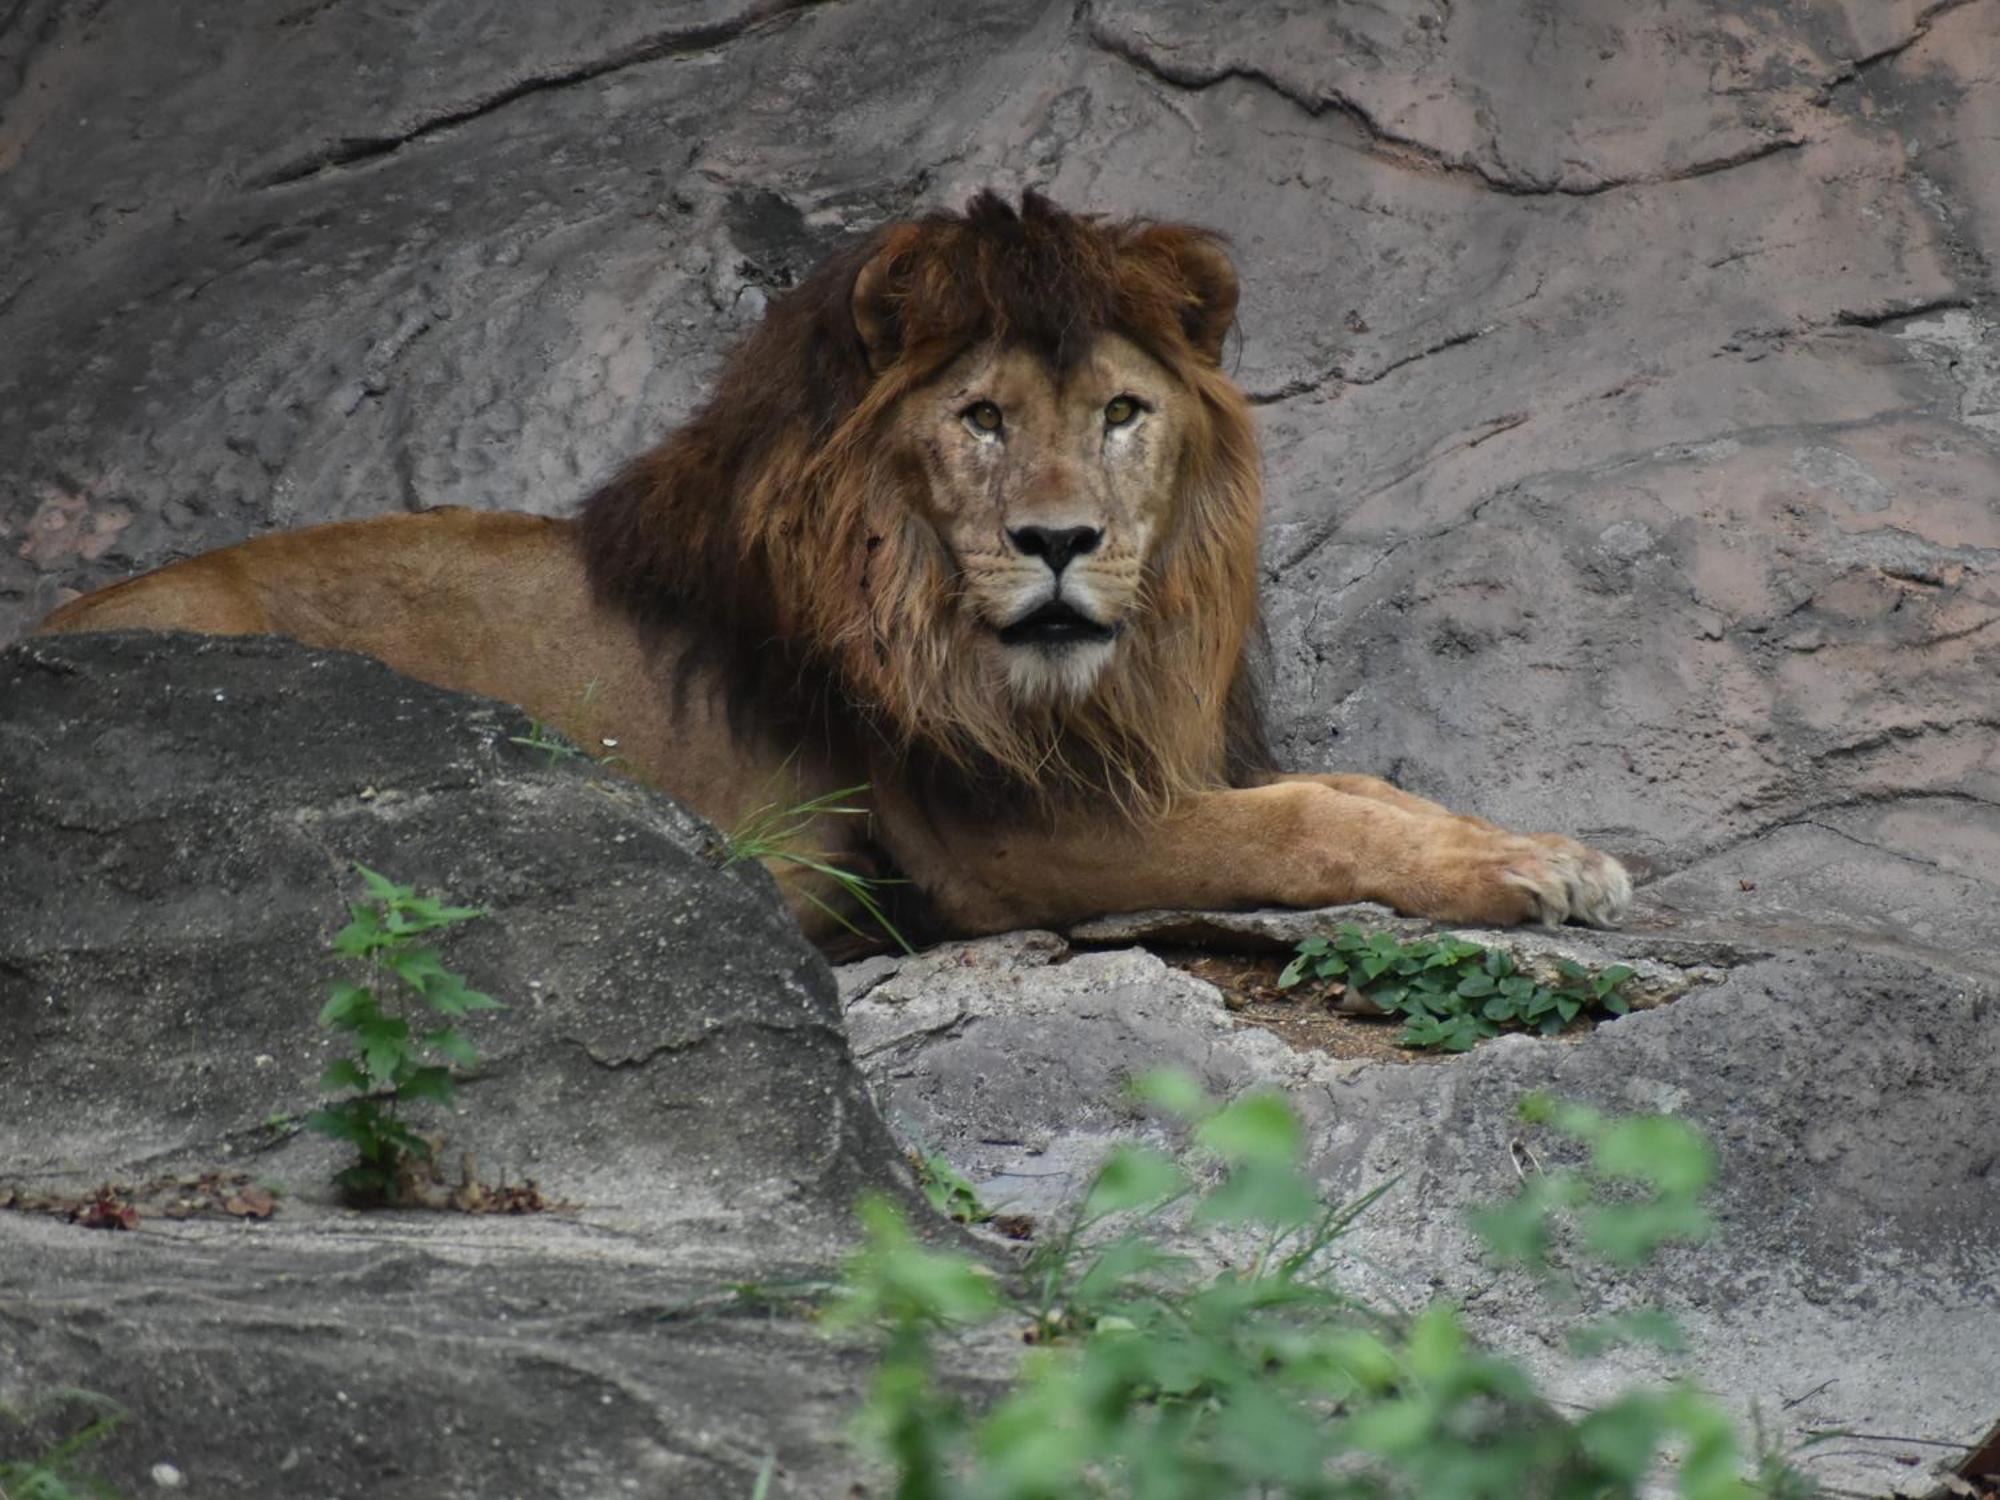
<box><xmin>1160</xmin><ymin>950</ymin><xmax>1454</xmax><ymax>1064</ymax></box>
<box><xmin>1156</xmin><ymin>948</ymin><xmax>1623</xmax><ymax>1064</ymax></box>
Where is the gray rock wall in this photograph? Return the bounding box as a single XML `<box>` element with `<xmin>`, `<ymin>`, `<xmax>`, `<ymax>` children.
<box><xmin>4</xmin><ymin>4</ymin><xmax>1999</xmax><ymax>1495</ymax></box>
<box><xmin>4</xmin><ymin>0</ymin><xmax>1996</xmax><ymax>928</ymax></box>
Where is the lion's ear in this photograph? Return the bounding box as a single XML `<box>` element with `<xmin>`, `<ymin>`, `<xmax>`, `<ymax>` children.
<box><xmin>1142</xmin><ymin>230</ymin><xmax>1239</xmax><ymax>366</ymax></box>
<box><xmin>850</xmin><ymin>235</ymin><xmax>909</xmax><ymax>373</ymax></box>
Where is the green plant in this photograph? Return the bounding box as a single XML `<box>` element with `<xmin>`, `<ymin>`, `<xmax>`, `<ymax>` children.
<box><xmin>916</xmin><ymin>1154</ymin><xmax>994</xmax><ymax>1227</ymax></box>
<box><xmin>830</xmin><ymin>1076</ymin><xmax>1815</xmax><ymax>1500</ymax></box>
<box><xmin>1468</xmin><ymin>1092</ymin><xmax>1714</xmax><ymax>1279</ymax></box>
<box><xmin>0</xmin><ymin>1390</ymin><xmax>126</xmax><ymax>1500</ymax></box>
<box><xmin>508</xmin><ymin>717</ymin><xmax>590</xmax><ymax>767</ymax></box>
<box><xmin>722</xmin><ymin>784</ymin><xmax>911</xmax><ymax>953</ymax></box>
<box><xmin>507</xmin><ymin>682</ymin><xmax>622</xmax><ymax>769</ymax></box>
<box><xmin>305</xmin><ymin>864</ymin><xmax>503</xmax><ymax>1203</ymax></box>
<box><xmin>1278</xmin><ymin>924</ymin><xmax>1635</xmax><ymax>1052</ymax></box>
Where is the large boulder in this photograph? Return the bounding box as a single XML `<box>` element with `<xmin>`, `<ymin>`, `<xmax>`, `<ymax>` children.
<box><xmin>0</xmin><ymin>631</ymin><xmax>933</xmax><ymax>1498</ymax></box>
<box><xmin>842</xmin><ymin>917</ymin><xmax>2000</xmax><ymax>1498</ymax></box>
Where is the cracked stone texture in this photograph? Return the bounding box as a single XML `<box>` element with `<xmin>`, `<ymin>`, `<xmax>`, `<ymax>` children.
<box><xmin>1</xmin><ymin>0</ymin><xmax>1996</xmax><ymax>911</ymax></box>
<box><xmin>843</xmin><ymin>923</ymin><xmax>2000</xmax><ymax>1500</ymax></box>
<box><xmin>0</xmin><ymin>631</ymin><xmax>937</xmax><ymax>1499</ymax></box>
<box><xmin>2</xmin><ymin>0</ymin><xmax>1998</xmax><ymax>1492</ymax></box>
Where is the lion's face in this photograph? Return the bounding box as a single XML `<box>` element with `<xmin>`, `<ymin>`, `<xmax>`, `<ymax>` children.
<box><xmin>894</xmin><ymin>333</ymin><xmax>1187</xmax><ymax>702</ymax></box>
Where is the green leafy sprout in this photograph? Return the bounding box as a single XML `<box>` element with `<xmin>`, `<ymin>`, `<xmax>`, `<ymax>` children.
<box><xmin>915</xmin><ymin>1153</ymin><xmax>995</xmax><ymax>1227</ymax></box>
<box><xmin>305</xmin><ymin>864</ymin><xmax>503</xmax><ymax>1203</ymax></box>
<box><xmin>831</xmin><ymin>1075</ymin><xmax>1816</xmax><ymax>1500</ymax></box>
<box><xmin>507</xmin><ymin>717</ymin><xmax>591</xmax><ymax>768</ymax></box>
<box><xmin>507</xmin><ymin>682</ymin><xmax>622</xmax><ymax>769</ymax></box>
<box><xmin>0</xmin><ymin>1389</ymin><xmax>126</xmax><ymax>1500</ymax></box>
<box><xmin>722</xmin><ymin>783</ymin><xmax>911</xmax><ymax>953</ymax></box>
<box><xmin>1279</xmin><ymin>923</ymin><xmax>1636</xmax><ymax>1052</ymax></box>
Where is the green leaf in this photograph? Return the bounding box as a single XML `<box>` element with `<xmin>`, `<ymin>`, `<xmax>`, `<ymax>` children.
<box><xmin>1195</xmin><ymin>1091</ymin><xmax>1302</xmax><ymax>1166</ymax></box>
<box><xmin>319</xmin><ymin>1058</ymin><xmax>368</xmax><ymax>1093</ymax></box>
<box><xmin>1276</xmin><ymin>955</ymin><xmax>1308</xmax><ymax>989</ymax></box>
<box><xmin>1128</xmin><ymin>1069</ymin><xmax>1210</xmax><ymax>1119</ymax></box>
<box><xmin>356</xmin><ymin>1016</ymin><xmax>412</xmax><ymax>1086</ymax></box>
<box><xmin>387</xmin><ymin>947</ymin><xmax>450</xmax><ymax>994</ymax></box>
<box><xmin>1070</xmin><ymin>1233</ymin><xmax>1182</xmax><ymax>1306</ymax></box>
<box><xmin>426</xmin><ymin>1026</ymin><xmax>477</xmax><ymax>1066</ymax></box>
<box><xmin>1568</xmin><ymin>1307</ymin><xmax>1687</xmax><ymax>1357</ymax></box>
<box><xmin>1603</xmin><ymin>991</ymin><xmax>1631</xmax><ymax>1016</ymax></box>
<box><xmin>1454</xmin><ymin>972</ymin><xmax>1497</xmax><ymax>998</ymax></box>
<box><xmin>355</xmin><ymin>863</ymin><xmax>410</xmax><ymax>904</ymax></box>
<box><xmin>1581</xmin><ymin>1198</ymin><xmax>1715</xmax><ymax>1265</ymax></box>
<box><xmin>1579</xmin><ymin>1394</ymin><xmax>1667</xmax><ymax>1486</ymax></box>
<box><xmin>304</xmin><ymin>1105</ymin><xmax>368</xmax><ymax>1146</ymax></box>
<box><xmin>1441</xmin><ymin>1021</ymin><xmax>1484</xmax><ymax>1052</ymax></box>
<box><xmin>1341</xmin><ymin>1394</ymin><xmax>1433</xmax><ymax>1455</ymax></box>
<box><xmin>1595</xmin><ymin>1116</ymin><xmax>1714</xmax><ymax>1195</ymax></box>
<box><xmin>1400</xmin><ymin>1015</ymin><xmax>1447</xmax><ymax>1048</ymax></box>
<box><xmin>332</xmin><ymin>907</ymin><xmax>386</xmax><ymax>958</ymax></box>
<box><xmin>1083</xmin><ymin>1145</ymin><xmax>1188</xmax><ymax>1219</ymax></box>
<box><xmin>1194</xmin><ymin>1160</ymin><xmax>1319</xmax><ymax>1229</ymax></box>
<box><xmin>398</xmin><ymin>1065</ymin><xmax>455</xmax><ymax>1107</ymax></box>
<box><xmin>318</xmin><ymin>981</ymin><xmax>374</xmax><ymax>1026</ymax></box>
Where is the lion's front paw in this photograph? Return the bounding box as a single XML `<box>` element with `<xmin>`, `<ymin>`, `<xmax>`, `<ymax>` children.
<box><xmin>1427</xmin><ymin>827</ymin><xmax>1632</xmax><ymax>929</ymax></box>
<box><xmin>1505</xmin><ymin>833</ymin><xmax>1632</xmax><ymax>928</ymax></box>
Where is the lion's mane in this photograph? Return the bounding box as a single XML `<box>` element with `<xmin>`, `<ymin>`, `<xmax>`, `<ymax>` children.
<box><xmin>579</xmin><ymin>191</ymin><xmax>1270</xmax><ymax>817</ymax></box>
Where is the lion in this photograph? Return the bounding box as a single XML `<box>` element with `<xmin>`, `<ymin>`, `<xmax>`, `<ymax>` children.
<box><xmin>36</xmin><ymin>190</ymin><xmax>1630</xmax><ymax>950</ymax></box>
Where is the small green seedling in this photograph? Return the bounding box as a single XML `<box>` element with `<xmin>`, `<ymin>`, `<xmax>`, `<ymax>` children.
<box><xmin>1278</xmin><ymin>923</ymin><xmax>1634</xmax><ymax>1051</ymax></box>
<box><xmin>507</xmin><ymin>717</ymin><xmax>590</xmax><ymax>767</ymax></box>
<box><xmin>914</xmin><ymin>1153</ymin><xmax>992</xmax><ymax>1226</ymax></box>
<box><xmin>723</xmin><ymin>783</ymin><xmax>910</xmax><ymax>953</ymax></box>
<box><xmin>306</xmin><ymin>864</ymin><xmax>503</xmax><ymax>1203</ymax></box>
<box><xmin>0</xmin><ymin>1390</ymin><xmax>126</xmax><ymax>1500</ymax></box>
<box><xmin>507</xmin><ymin>682</ymin><xmax>622</xmax><ymax>769</ymax></box>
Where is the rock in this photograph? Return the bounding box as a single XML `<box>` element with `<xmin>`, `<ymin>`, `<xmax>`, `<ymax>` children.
<box><xmin>842</xmin><ymin>924</ymin><xmax>2000</xmax><ymax>1499</ymax></box>
<box><xmin>4</xmin><ymin>0</ymin><xmax>2000</xmax><ymax>1493</ymax></box>
<box><xmin>0</xmin><ymin>632</ymin><xmax>930</xmax><ymax>1499</ymax></box>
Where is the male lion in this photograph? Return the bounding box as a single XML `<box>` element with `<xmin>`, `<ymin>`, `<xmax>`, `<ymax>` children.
<box><xmin>38</xmin><ymin>191</ymin><xmax>1630</xmax><ymax>949</ymax></box>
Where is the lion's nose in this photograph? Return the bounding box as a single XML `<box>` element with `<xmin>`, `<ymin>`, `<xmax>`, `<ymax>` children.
<box><xmin>1008</xmin><ymin>524</ymin><xmax>1102</xmax><ymax>575</ymax></box>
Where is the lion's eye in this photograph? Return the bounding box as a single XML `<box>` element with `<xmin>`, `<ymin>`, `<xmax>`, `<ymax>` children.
<box><xmin>1104</xmin><ymin>395</ymin><xmax>1145</xmax><ymax>428</ymax></box>
<box><xmin>961</xmin><ymin>401</ymin><xmax>1004</xmax><ymax>435</ymax></box>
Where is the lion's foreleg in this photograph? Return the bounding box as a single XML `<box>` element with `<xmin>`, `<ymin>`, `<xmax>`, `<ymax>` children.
<box><xmin>888</xmin><ymin>780</ymin><xmax>1628</xmax><ymax>934</ymax></box>
<box><xmin>1260</xmin><ymin>772</ymin><xmax>1631</xmax><ymax>925</ymax></box>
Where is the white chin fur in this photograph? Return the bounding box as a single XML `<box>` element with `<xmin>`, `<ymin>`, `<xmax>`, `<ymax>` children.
<box><xmin>1004</xmin><ymin>639</ymin><xmax>1116</xmax><ymax>701</ymax></box>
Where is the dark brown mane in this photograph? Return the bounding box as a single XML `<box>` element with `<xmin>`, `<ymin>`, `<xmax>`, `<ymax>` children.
<box><xmin>577</xmin><ymin>189</ymin><xmax>1271</xmax><ymax>807</ymax></box>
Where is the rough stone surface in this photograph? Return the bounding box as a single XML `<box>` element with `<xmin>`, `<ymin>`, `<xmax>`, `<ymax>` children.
<box><xmin>0</xmin><ymin>632</ymin><xmax>937</xmax><ymax>1499</ymax></box>
<box><xmin>4</xmin><ymin>1</ymin><xmax>2000</xmax><ymax>1494</ymax></box>
<box><xmin>843</xmin><ymin>925</ymin><xmax>2000</xmax><ymax>1499</ymax></box>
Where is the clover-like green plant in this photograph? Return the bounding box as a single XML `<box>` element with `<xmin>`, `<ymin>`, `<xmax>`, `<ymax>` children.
<box><xmin>1279</xmin><ymin>923</ymin><xmax>1635</xmax><ymax>1051</ymax></box>
<box><xmin>305</xmin><ymin>864</ymin><xmax>502</xmax><ymax>1203</ymax></box>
